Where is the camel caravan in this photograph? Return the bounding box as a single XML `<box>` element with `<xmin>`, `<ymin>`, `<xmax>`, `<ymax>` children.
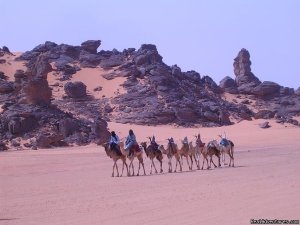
<box><xmin>102</xmin><ymin>130</ymin><xmax>235</xmax><ymax>177</ymax></box>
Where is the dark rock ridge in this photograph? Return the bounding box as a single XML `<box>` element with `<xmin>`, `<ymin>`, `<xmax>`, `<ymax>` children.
<box><xmin>1</xmin><ymin>41</ymin><xmax>299</xmax><ymax>149</ymax></box>
<box><xmin>0</xmin><ymin>43</ymin><xmax>110</xmax><ymax>149</ymax></box>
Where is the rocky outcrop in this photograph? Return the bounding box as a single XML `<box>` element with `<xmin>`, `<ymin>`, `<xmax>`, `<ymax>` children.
<box><xmin>100</xmin><ymin>54</ymin><xmax>125</xmax><ymax>69</ymax></box>
<box><xmin>219</xmin><ymin>76</ymin><xmax>238</xmax><ymax>94</ymax></box>
<box><xmin>133</xmin><ymin>44</ymin><xmax>163</xmax><ymax>66</ymax></box>
<box><xmin>252</xmin><ymin>81</ymin><xmax>280</xmax><ymax>97</ymax></box>
<box><xmin>0</xmin><ymin>80</ymin><xmax>14</xmax><ymax>93</ymax></box>
<box><xmin>233</xmin><ymin>48</ymin><xmax>261</xmax><ymax>94</ymax></box>
<box><xmin>58</xmin><ymin>118</ymin><xmax>79</xmax><ymax>137</ymax></box>
<box><xmin>0</xmin><ymin>71</ymin><xmax>8</xmax><ymax>80</ymax></box>
<box><xmin>23</xmin><ymin>77</ymin><xmax>52</xmax><ymax>105</ymax></box>
<box><xmin>81</xmin><ymin>40</ymin><xmax>101</xmax><ymax>54</ymax></box>
<box><xmin>64</xmin><ymin>81</ymin><xmax>87</xmax><ymax>98</ymax></box>
<box><xmin>0</xmin><ymin>141</ymin><xmax>8</xmax><ymax>151</ymax></box>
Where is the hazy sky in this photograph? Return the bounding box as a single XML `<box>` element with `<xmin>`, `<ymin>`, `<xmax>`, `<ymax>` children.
<box><xmin>2</xmin><ymin>0</ymin><xmax>300</xmax><ymax>88</ymax></box>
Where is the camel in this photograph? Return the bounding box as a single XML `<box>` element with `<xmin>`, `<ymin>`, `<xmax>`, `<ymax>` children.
<box><xmin>218</xmin><ymin>134</ymin><xmax>235</xmax><ymax>167</ymax></box>
<box><xmin>141</xmin><ymin>138</ymin><xmax>163</xmax><ymax>174</ymax></box>
<box><xmin>200</xmin><ymin>140</ymin><xmax>221</xmax><ymax>170</ymax></box>
<box><xmin>193</xmin><ymin>133</ymin><xmax>206</xmax><ymax>170</ymax></box>
<box><xmin>119</xmin><ymin>141</ymin><xmax>146</xmax><ymax>176</ymax></box>
<box><xmin>180</xmin><ymin>141</ymin><xmax>192</xmax><ymax>170</ymax></box>
<box><xmin>159</xmin><ymin>138</ymin><xmax>182</xmax><ymax>173</ymax></box>
<box><xmin>102</xmin><ymin>142</ymin><xmax>129</xmax><ymax>177</ymax></box>
<box><xmin>189</xmin><ymin>141</ymin><xmax>200</xmax><ymax>170</ymax></box>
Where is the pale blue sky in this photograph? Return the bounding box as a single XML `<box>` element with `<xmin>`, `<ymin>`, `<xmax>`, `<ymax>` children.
<box><xmin>2</xmin><ymin>0</ymin><xmax>300</xmax><ymax>88</ymax></box>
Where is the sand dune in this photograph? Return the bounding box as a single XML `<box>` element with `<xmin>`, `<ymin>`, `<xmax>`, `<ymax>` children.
<box><xmin>0</xmin><ymin>53</ymin><xmax>26</xmax><ymax>80</ymax></box>
<box><xmin>48</xmin><ymin>67</ymin><xmax>127</xmax><ymax>100</ymax></box>
<box><xmin>1</xmin><ymin>121</ymin><xmax>300</xmax><ymax>225</ymax></box>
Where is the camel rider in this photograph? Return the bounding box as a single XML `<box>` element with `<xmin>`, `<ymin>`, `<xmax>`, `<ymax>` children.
<box><xmin>125</xmin><ymin>129</ymin><xmax>137</xmax><ymax>155</ymax></box>
<box><xmin>168</xmin><ymin>137</ymin><xmax>174</xmax><ymax>144</ymax></box>
<box><xmin>220</xmin><ymin>138</ymin><xmax>229</xmax><ymax>147</ymax></box>
<box><xmin>150</xmin><ymin>136</ymin><xmax>159</xmax><ymax>151</ymax></box>
<box><xmin>109</xmin><ymin>131</ymin><xmax>121</xmax><ymax>155</ymax></box>
<box><xmin>183</xmin><ymin>136</ymin><xmax>188</xmax><ymax>145</ymax></box>
<box><xmin>196</xmin><ymin>134</ymin><xmax>203</xmax><ymax>146</ymax></box>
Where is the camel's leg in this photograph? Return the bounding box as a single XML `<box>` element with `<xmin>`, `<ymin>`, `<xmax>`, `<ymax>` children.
<box><xmin>150</xmin><ymin>159</ymin><xmax>153</xmax><ymax>174</ymax></box>
<box><xmin>123</xmin><ymin>160</ymin><xmax>129</xmax><ymax>176</ymax></box>
<box><xmin>115</xmin><ymin>161</ymin><xmax>119</xmax><ymax>177</ymax></box>
<box><xmin>228</xmin><ymin>150</ymin><xmax>234</xmax><ymax>167</ymax></box>
<box><xmin>178</xmin><ymin>156</ymin><xmax>183</xmax><ymax>172</ymax></box>
<box><xmin>137</xmin><ymin>160</ymin><xmax>141</xmax><ymax>176</ymax></box>
<box><xmin>174</xmin><ymin>157</ymin><xmax>178</xmax><ymax>173</ymax></box>
<box><xmin>189</xmin><ymin>155</ymin><xmax>193</xmax><ymax>170</ymax></box>
<box><xmin>152</xmin><ymin>158</ymin><xmax>158</xmax><ymax>174</ymax></box>
<box><xmin>129</xmin><ymin>159</ymin><xmax>134</xmax><ymax>176</ymax></box>
<box><xmin>142</xmin><ymin>159</ymin><xmax>146</xmax><ymax>175</ymax></box>
<box><xmin>201</xmin><ymin>156</ymin><xmax>206</xmax><ymax>170</ymax></box>
<box><xmin>206</xmin><ymin>157</ymin><xmax>210</xmax><ymax>169</ymax></box>
<box><xmin>230</xmin><ymin>147</ymin><xmax>235</xmax><ymax>167</ymax></box>
<box><xmin>186</xmin><ymin>156</ymin><xmax>191</xmax><ymax>170</ymax></box>
<box><xmin>194</xmin><ymin>154</ymin><xmax>199</xmax><ymax>170</ymax></box>
<box><xmin>211</xmin><ymin>156</ymin><xmax>217</xmax><ymax>168</ymax></box>
<box><xmin>168</xmin><ymin>157</ymin><xmax>172</xmax><ymax>173</ymax></box>
<box><xmin>159</xmin><ymin>158</ymin><xmax>163</xmax><ymax>173</ymax></box>
<box><xmin>121</xmin><ymin>160</ymin><xmax>125</xmax><ymax>177</ymax></box>
<box><xmin>112</xmin><ymin>161</ymin><xmax>116</xmax><ymax>177</ymax></box>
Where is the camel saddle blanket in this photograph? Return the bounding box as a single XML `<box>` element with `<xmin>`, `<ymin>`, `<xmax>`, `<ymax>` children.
<box><xmin>220</xmin><ymin>138</ymin><xmax>229</xmax><ymax>146</ymax></box>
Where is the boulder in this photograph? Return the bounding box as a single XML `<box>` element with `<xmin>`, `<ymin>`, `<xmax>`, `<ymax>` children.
<box><xmin>133</xmin><ymin>44</ymin><xmax>163</xmax><ymax>65</ymax></box>
<box><xmin>252</xmin><ymin>81</ymin><xmax>280</xmax><ymax>96</ymax></box>
<box><xmin>32</xmin><ymin>41</ymin><xmax>58</xmax><ymax>53</ymax></box>
<box><xmin>0</xmin><ymin>71</ymin><xmax>8</xmax><ymax>80</ymax></box>
<box><xmin>0</xmin><ymin>141</ymin><xmax>8</xmax><ymax>151</ymax></box>
<box><xmin>2</xmin><ymin>46</ymin><xmax>11</xmax><ymax>54</ymax></box>
<box><xmin>259</xmin><ymin>121</ymin><xmax>270</xmax><ymax>128</ymax></box>
<box><xmin>202</xmin><ymin>75</ymin><xmax>221</xmax><ymax>92</ymax></box>
<box><xmin>23</xmin><ymin>77</ymin><xmax>52</xmax><ymax>105</ymax></box>
<box><xmin>99</xmin><ymin>54</ymin><xmax>125</xmax><ymax>69</ymax></box>
<box><xmin>0</xmin><ymin>80</ymin><xmax>14</xmax><ymax>93</ymax></box>
<box><xmin>64</xmin><ymin>81</ymin><xmax>87</xmax><ymax>98</ymax></box>
<box><xmin>254</xmin><ymin>110</ymin><xmax>276</xmax><ymax>119</ymax></box>
<box><xmin>81</xmin><ymin>40</ymin><xmax>101</xmax><ymax>54</ymax></box>
<box><xmin>219</xmin><ymin>76</ymin><xmax>238</xmax><ymax>93</ymax></box>
<box><xmin>36</xmin><ymin>133</ymin><xmax>64</xmax><ymax>148</ymax></box>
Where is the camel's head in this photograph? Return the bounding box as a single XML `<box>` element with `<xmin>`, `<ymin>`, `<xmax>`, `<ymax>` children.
<box><xmin>102</xmin><ymin>142</ymin><xmax>111</xmax><ymax>157</ymax></box>
<box><xmin>101</xmin><ymin>142</ymin><xmax>109</xmax><ymax>149</ymax></box>
<box><xmin>140</xmin><ymin>142</ymin><xmax>147</xmax><ymax>149</ymax></box>
<box><xmin>159</xmin><ymin>145</ymin><xmax>166</xmax><ymax>154</ymax></box>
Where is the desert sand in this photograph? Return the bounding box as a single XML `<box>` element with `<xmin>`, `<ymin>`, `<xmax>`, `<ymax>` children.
<box><xmin>1</xmin><ymin>120</ymin><xmax>300</xmax><ymax>225</ymax></box>
<box><xmin>1</xmin><ymin>53</ymin><xmax>299</xmax><ymax>225</ymax></box>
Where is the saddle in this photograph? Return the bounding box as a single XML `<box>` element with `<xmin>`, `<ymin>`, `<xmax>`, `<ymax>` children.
<box><xmin>129</xmin><ymin>143</ymin><xmax>142</xmax><ymax>156</ymax></box>
<box><xmin>110</xmin><ymin>143</ymin><xmax>122</xmax><ymax>156</ymax></box>
<box><xmin>150</xmin><ymin>142</ymin><xmax>159</xmax><ymax>152</ymax></box>
<box><xmin>220</xmin><ymin>138</ymin><xmax>229</xmax><ymax>147</ymax></box>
